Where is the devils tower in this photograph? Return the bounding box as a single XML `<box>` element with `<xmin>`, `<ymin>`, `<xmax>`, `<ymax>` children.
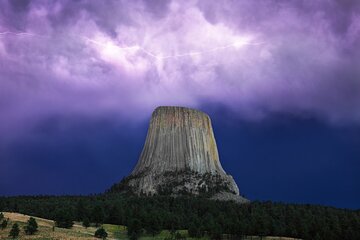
<box><xmin>109</xmin><ymin>106</ymin><xmax>248</xmax><ymax>203</ymax></box>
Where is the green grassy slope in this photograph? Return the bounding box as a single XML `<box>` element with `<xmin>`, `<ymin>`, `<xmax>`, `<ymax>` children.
<box><xmin>0</xmin><ymin>212</ymin><xmax>302</xmax><ymax>240</ymax></box>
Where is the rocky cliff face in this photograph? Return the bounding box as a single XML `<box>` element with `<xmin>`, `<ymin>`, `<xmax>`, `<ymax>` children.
<box><xmin>109</xmin><ymin>106</ymin><xmax>248</xmax><ymax>203</ymax></box>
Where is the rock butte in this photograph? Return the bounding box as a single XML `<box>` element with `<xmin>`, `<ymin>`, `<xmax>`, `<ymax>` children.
<box><xmin>109</xmin><ymin>106</ymin><xmax>248</xmax><ymax>203</ymax></box>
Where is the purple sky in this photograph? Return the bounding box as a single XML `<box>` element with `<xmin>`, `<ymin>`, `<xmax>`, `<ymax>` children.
<box><xmin>1</xmin><ymin>0</ymin><xmax>360</xmax><ymax>139</ymax></box>
<box><xmin>1</xmin><ymin>1</ymin><xmax>360</xmax><ymax>207</ymax></box>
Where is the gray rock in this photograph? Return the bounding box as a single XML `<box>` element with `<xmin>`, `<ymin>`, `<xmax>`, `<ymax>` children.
<box><xmin>211</xmin><ymin>192</ymin><xmax>250</xmax><ymax>204</ymax></box>
<box><xmin>110</xmin><ymin>106</ymin><xmax>248</xmax><ymax>203</ymax></box>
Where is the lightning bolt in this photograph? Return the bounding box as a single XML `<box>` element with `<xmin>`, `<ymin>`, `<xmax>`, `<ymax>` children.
<box><xmin>83</xmin><ymin>36</ymin><xmax>263</xmax><ymax>60</ymax></box>
<box><xmin>1</xmin><ymin>31</ymin><xmax>264</xmax><ymax>60</ymax></box>
<box><xmin>0</xmin><ymin>31</ymin><xmax>45</xmax><ymax>38</ymax></box>
<box><xmin>160</xmin><ymin>41</ymin><xmax>263</xmax><ymax>59</ymax></box>
<box><xmin>83</xmin><ymin>36</ymin><xmax>141</xmax><ymax>51</ymax></box>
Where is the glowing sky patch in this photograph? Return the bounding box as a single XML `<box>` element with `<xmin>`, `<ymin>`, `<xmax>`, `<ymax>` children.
<box><xmin>0</xmin><ymin>0</ymin><xmax>359</xmax><ymax>141</ymax></box>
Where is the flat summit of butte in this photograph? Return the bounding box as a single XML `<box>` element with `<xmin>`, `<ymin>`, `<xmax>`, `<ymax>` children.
<box><xmin>109</xmin><ymin>106</ymin><xmax>248</xmax><ymax>203</ymax></box>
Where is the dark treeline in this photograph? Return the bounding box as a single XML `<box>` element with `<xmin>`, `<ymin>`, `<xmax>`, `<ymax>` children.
<box><xmin>0</xmin><ymin>194</ymin><xmax>359</xmax><ymax>240</ymax></box>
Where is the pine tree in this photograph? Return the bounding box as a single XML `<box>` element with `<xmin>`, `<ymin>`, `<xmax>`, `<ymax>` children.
<box><xmin>175</xmin><ymin>231</ymin><xmax>185</xmax><ymax>239</ymax></box>
<box><xmin>127</xmin><ymin>218</ymin><xmax>141</xmax><ymax>240</ymax></box>
<box><xmin>210</xmin><ymin>223</ymin><xmax>222</xmax><ymax>240</ymax></box>
<box><xmin>95</xmin><ymin>227</ymin><xmax>108</xmax><ymax>239</ymax></box>
<box><xmin>9</xmin><ymin>223</ymin><xmax>20</xmax><ymax>239</ymax></box>
<box><xmin>1</xmin><ymin>219</ymin><xmax>8</xmax><ymax>229</ymax></box>
<box><xmin>91</xmin><ymin>205</ymin><xmax>104</xmax><ymax>227</ymax></box>
<box><xmin>129</xmin><ymin>231</ymin><xmax>139</xmax><ymax>240</ymax></box>
<box><xmin>54</xmin><ymin>208</ymin><xmax>74</xmax><ymax>228</ymax></box>
<box><xmin>24</xmin><ymin>217</ymin><xmax>38</xmax><ymax>235</ymax></box>
<box><xmin>169</xmin><ymin>215</ymin><xmax>179</xmax><ymax>234</ymax></box>
<box><xmin>106</xmin><ymin>205</ymin><xmax>122</xmax><ymax>224</ymax></box>
<box><xmin>82</xmin><ymin>217</ymin><xmax>90</xmax><ymax>228</ymax></box>
<box><xmin>76</xmin><ymin>199</ymin><xmax>87</xmax><ymax>221</ymax></box>
<box><xmin>145</xmin><ymin>213</ymin><xmax>161</xmax><ymax>236</ymax></box>
<box><xmin>188</xmin><ymin>220</ymin><xmax>202</xmax><ymax>238</ymax></box>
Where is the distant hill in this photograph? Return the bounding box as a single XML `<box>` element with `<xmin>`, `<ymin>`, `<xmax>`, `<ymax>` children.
<box><xmin>1</xmin><ymin>195</ymin><xmax>359</xmax><ymax>239</ymax></box>
<box><xmin>0</xmin><ymin>211</ymin><xmax>305</xmax><ymax>240</ymax></box>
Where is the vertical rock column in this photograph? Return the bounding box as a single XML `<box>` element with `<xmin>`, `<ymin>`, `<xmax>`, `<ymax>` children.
<box><xmin>110</xmin><ymin>106</ymin><xmax>247</xmax><ymax>203</ymax></box>
<box><xmin>132</xmin><ymin>106</ymin><xmax>225</xmax><ymax>175</ymax></box>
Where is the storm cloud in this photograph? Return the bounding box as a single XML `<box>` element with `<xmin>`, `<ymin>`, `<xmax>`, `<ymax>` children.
<box><xmin>1</xmin><ymin>0</ymin><xmax>360</xmax><ymax>142</ymax></box>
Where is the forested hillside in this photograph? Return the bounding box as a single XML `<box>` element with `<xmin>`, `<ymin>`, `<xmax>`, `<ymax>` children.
<box><xmin>0</xmin><ymin>195</ymin><xmax>359</xmax><ymax>240</ymax></box>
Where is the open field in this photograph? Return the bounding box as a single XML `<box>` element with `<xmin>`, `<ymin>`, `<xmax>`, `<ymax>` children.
<box><xmin>1</xmin><ymin>212</ymin><xmax>113</xmax><ymax>240</ymax></box>
<box><xmin>0</xmin><ymin>212</ymin><xmax>301</xmax><ymax>240</ymax></box>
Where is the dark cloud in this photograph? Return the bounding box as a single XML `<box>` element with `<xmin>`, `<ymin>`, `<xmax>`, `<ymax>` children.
<box><xmin>0</xmin><ymin>0</ymin><xmax>359</xmax><ymax>139</ymax></box>
<box><xmin>9</xmin><ymin>0</ymin><xmax>31</xmax><ymax>12</ymax></box>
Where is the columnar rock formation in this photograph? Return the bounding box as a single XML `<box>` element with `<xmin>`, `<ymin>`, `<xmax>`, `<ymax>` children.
<box><xmin>109</xmin><ymin>106</ymin><xmax>248</xmax><ymax>203</ymax></box>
